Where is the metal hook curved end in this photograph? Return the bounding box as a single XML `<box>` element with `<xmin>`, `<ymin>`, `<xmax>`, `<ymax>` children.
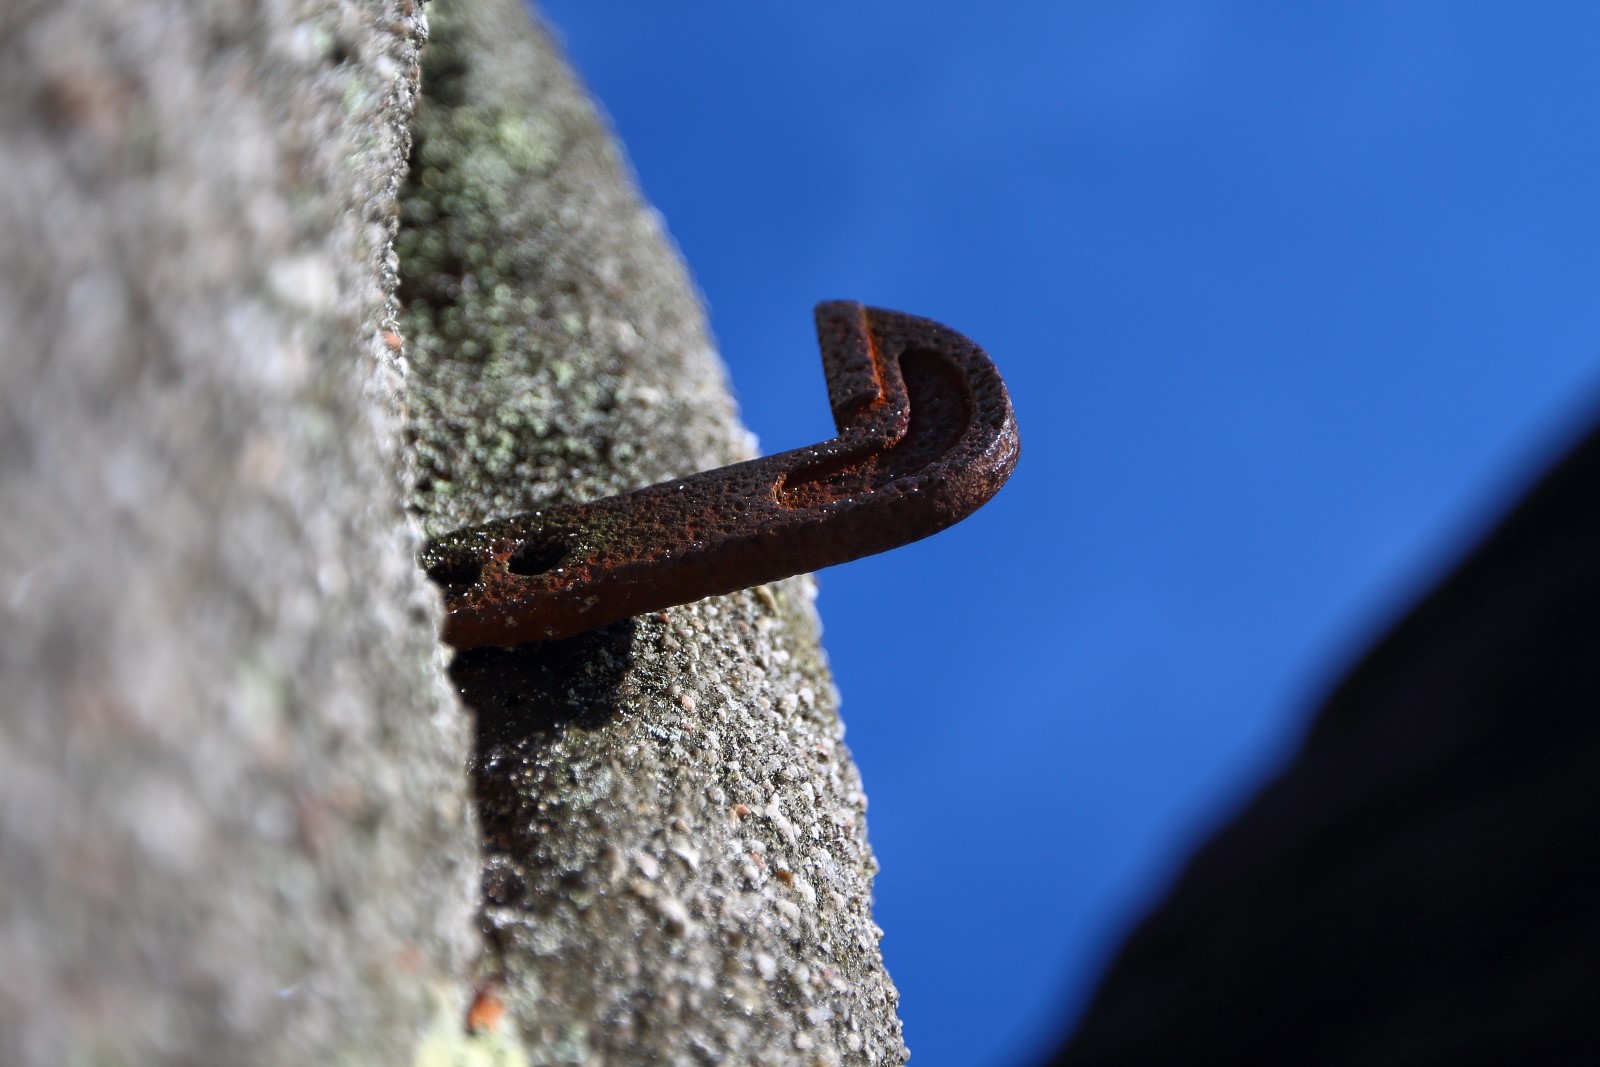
<box><xmin>420</xmin><ymin>302</ymin><xmax>1019</xmax><ymax>649</ymax></box>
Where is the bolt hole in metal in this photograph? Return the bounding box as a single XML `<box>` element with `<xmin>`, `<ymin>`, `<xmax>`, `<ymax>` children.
<box><xmin>508</xmin><ymin>536</ymin><xmax>569</xmax><ymax>577</ymax></box>
<box><xmin>426</xmin><ymin>555</ymin><xmax>484</xmax><ymax>593</ymax></box>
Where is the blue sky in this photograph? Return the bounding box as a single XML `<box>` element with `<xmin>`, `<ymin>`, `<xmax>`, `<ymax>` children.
<box><xmin>532</xmin><ymin>4</ymin><xmax>1600</xmax><ymax>1063</ymax></box>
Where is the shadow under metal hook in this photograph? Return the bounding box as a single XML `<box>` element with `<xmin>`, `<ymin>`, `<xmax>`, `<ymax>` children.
<box><xmin>421</xmin><ymin>301</ymin><xmax>1020</xmax><ymax>649</ymax></box>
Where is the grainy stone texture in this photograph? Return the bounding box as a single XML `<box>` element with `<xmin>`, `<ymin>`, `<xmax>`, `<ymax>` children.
<box><xmin>0</xmin><ymin>2</ymin><xmax>479</xmax><ymax>1064</ymax></box>
<box><xmin>397</xmin><ymin>1</ymin><xmax>909</xmax><ymax>1063</ymax></box>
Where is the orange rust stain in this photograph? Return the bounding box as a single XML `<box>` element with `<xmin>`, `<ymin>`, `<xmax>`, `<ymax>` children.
<box><xmin>466</xmin><ymin>989</ymin><xmax>504</xmax><ymax>1034</ymax></box>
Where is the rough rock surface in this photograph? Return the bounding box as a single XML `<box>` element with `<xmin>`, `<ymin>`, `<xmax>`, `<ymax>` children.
<box><xmin>0</xmin><ymin>1</ymin><xmax>478</xmax><ymax>1064</ymax></box>
<box><xmin>398</xmin><ymin>1</ymin><xmax>909</xmax><ymax>1063</ymax></box>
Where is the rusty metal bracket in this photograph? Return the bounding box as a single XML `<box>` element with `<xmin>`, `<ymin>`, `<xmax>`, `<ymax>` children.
<box><xmin>421</xmin><ymin>301</ymin><xmax>1019</xmax><ymax>648</ymax></box>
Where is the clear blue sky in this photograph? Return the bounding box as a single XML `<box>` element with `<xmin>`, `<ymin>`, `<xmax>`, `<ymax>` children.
<box><xmin>533</xmin><ymin>4</ymin><xmax>1600</xmax><ymax>1064</ymax></box>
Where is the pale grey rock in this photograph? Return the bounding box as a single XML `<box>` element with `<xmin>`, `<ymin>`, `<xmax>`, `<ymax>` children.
<box><xmin>0</xmin><ymin>1</ymin><xmax>478</xmax><ymax>1064</ymax></box>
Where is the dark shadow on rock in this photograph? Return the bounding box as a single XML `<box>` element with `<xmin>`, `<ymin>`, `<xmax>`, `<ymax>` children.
<box><xmin>451</xmin><ymin>619</ymin><xmax>637</xmax><ymax>923</ymax></box>
<box><xmin>453</xmin><ymin>618</ymin><xmax>637</xmax><ymax>753</ymax></box>
<box><xmin>1043</xmin><ymin>414</ymin><xmax>1600</xmax><ymax>1066</ymax></box>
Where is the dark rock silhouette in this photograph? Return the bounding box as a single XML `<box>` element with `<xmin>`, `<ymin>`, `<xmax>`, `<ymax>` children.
<box><xmin>1050</xmin><ymin>414</ymin><xmax>1600</xmax><ymax>1066</ymax></box>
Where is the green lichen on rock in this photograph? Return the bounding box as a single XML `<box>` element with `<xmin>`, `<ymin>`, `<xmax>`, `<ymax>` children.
<box><xmin>397</xmin><ymin>0</ymin><xmax>745</xmax><ymax>536</ymax></box>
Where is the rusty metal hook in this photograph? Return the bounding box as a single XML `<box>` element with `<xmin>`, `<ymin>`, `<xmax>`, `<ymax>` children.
<box><xmin>420</xmin><ymin>301</ymin><xmax>1019</xmax><ymax>649</ymax></box>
